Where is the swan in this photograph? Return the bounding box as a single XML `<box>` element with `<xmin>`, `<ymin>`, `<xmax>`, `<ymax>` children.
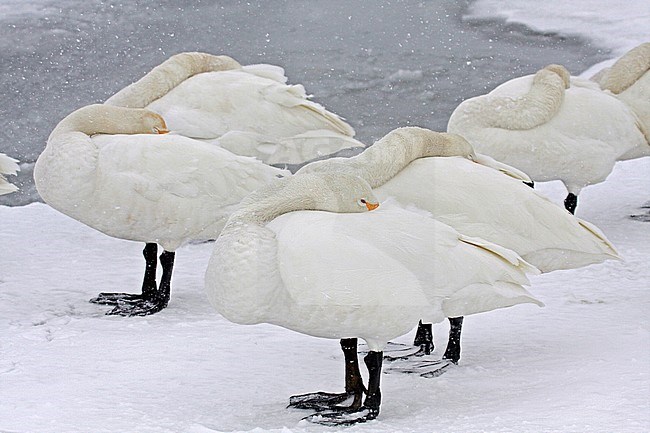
<box><xmin>591</xmin><ymin>42</ymin><xmax>650</xmax><ymax>143</ymax></box>
<box><xmin>0</xmin><ymin>153</ymin><xmax>19</xmax><ymax>195</ymax></box>
<box><xmin>34</xmin><ymin>104</ymin><xmax>288</xmax><ymax>316</ymax></box>
<box><xmin>105</xmin><ymin>52</ymin><xmax>364</xmax><ymax>165</ymax></box>
<box><xmin>295</xmin><ymin>127</ymin><xmax>618</xmax><ymax>398</ymax></box>
<box><xmin>447</xmin><ymin>64</ymin><xmax>648</xmax><ymax>214</ymax></box>
<box><xmin>204</xmin><ymin>171</ymin><xmax>541</xmax><ymax>425</ymax></box>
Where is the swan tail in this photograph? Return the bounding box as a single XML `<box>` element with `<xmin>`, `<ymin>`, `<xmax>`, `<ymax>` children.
<box><xmin>260</xmin><ymin>84</ymin><xmax>356</xmax><ymax>137</ymax></box>
<box><xmin>442</xmin><ymin>281</ymin><xmax>544</xmax><ymax>318</ymax></box>
<box><xmin>0</xmin><ymin>154</ymin><xmax>19</xmax><ymax>195</ymax></box>
<box><xmin>472</xmin><ymin>152</ymin><xmax>532</xmax><ymax>182</ymax></box>
<box><xmin>576</xmin><ymin>219</ymin><xmax>620</xmax><ymax>259</ymax></box>
<box><xmin>106</xmin><ymin>52</ymin><xmax>242</xmax><ymax>108</ymax></box>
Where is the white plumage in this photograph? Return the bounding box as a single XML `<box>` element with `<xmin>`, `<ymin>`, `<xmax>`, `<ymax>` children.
<box><xmin>300</xmin><ymin>127</ymin><xmax>619</xmax><ymax>273</ymax></box>
<box><xmin>106</xmin><ymin>52</ymin><xmax>364</xmax><ymax>165</ymax></box>
<box><xmin>298</xmin><ymin>127</ymin><xmax>618</xmax><ymax>367</ymax></box>
<box><xmin>447</xmin><ymin>64</ymin><xmax>648</xmax><ymax>213</ymax></box>
<box><xmin>592</xmin><ymin>42</ymin><xmax>650</xmax><ymax>144</ymax></box>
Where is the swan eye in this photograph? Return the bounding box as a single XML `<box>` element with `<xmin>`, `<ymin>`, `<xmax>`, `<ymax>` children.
<box><xmin>357</xmin><ymin>198</ymin><xmax>367</xmax><ymax>207</ymax></box>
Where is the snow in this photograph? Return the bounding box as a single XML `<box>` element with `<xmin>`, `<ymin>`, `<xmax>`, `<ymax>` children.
<box><xmin>1</xmin><ymin>159</ymin><xmax>648</xmax><ymax>433</ymax></box>
<box><xmin>468</xmin><ymin>0</ymin><xmax>650</xmax><ymax>77</ymax></box>
<box><xmin>1</xmin><ymin>0</ymin><xmax>649</xmax><ymax>432</ymax></box>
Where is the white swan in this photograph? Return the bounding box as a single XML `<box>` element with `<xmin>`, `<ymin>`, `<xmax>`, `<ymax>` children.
<box><xmin>0</xmin><ymin>153</ymin><xmax>19</xmax><ymax>195</ymax></box>
<box><xmin>296</xmin><ymin>127</ymin><xmax>618</xmax><ymax>379</ymax></box>
<box><xmin>591</xmin><ymin>42</ymin><xmax>650</xmax><ymax>143</ymax></box>
<box><xmin>34</xmin><ymin>104</ymin><xmax>287</xmax><ymax>316</ymax></box>
<box><xmin>204</xmin><ymin>171</ymin><xmax>541</xmax><ymax>424</ymax></box>
<box><xmin>447</xmin><ymin>64</ymin><xmax>648</xmax><ymax>214</ymax></box>
<box><xmin>106</xmin><ymin>52</ymin><xmax>364</xmax><ymax>165</ymax></box>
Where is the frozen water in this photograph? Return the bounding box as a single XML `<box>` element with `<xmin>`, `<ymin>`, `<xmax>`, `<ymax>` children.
<box><xmin>0</xmin><ymin>0</ymin><xmax>607</xmax><ymax>205</ymax></box>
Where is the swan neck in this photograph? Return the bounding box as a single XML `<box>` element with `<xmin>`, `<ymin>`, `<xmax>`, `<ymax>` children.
<box><xmin>49</xmin><ymin>105</ymin><xmax>154</xmax><ymax>139</ymax></box>
<box><xmin>302</xmin><ymin>127</ymin><xmax>473</xmax><ymax>188</ymax></box>
<box><xmin>599</xmin><ymin>43</ymin><xmax>650</xmax><ymax>94</ymax></box>
<box><xmin>464</xmin><ymin>66</ymin><xmax>567</xmax><ymax>131</ymax></box>
<box><xmin>225</xmin><ymin>179</ymin><xmax>316</xmax><ymax>229</ymax></box>
<box><xmin>106</xmin><ymin>52</ymin><xmax>242</xmax><ymax>108</ymax></box>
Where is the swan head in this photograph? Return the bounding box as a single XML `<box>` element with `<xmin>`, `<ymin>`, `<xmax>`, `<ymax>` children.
<box><xmin>541</xmin><ymin>64</ymin><xmax>571</xmax><ymax>89</ymax></box>
<box><xmin>289</xmin><ymin>172</ymin><xmax>380</xmax><ymax>213</ymax></box>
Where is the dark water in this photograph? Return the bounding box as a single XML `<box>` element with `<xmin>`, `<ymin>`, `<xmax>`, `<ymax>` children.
<box><xmin>0</xmin><ymin>0</ymin><xmax>609</xmax><ymax>205</ymax></box>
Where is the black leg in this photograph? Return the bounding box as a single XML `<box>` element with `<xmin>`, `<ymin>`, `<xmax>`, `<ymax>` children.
<box><xmin>443</xmin><ymin>317</ymin><xmax>464</xmax><ymax>364</ymax></box>
<box><xmin>156</xmin><ymin>250</ymin><xmax>175</xmax><ymax>310</ymax></box>
<box><xmin>288</xmin><ymin>338</ymin><xmax>366</xmax><ymax>411</ymax></box>
<box><xmin>524</xmin><ymin>180</ymin><xmax>535</xmax><ymax>188</ymax></box>
<box><xmin>564</xmin><ymin>193</ymin><xmax>578</xmax><ymax>214</ymax></box>
<box><xmin>362</xmin><ymin>351</ymin><xmax>382</xmax><ymax>419</ymax></box>
<box><xmin>90</xmin><ymin>243</ymin><xmax>158</xmax><ymax>306</ymax></box>
<box><xmin>413</xmin><ymin>320</ymin><xmax>434</xmax><ymax>355</ymax></box>
<box><xmin>141</xmin><ymin>243</ymin><xmax>159</xmax><ymax>298</ymax></box>
<box><xmin>342</xmin><ymin>338</ymin><xmax>366</xmax><ymax>409</ymax></box>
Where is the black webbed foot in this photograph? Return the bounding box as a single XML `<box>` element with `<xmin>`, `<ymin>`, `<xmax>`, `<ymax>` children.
<box><xmin>105</xmin><ymin>297</ymin><xmax>167</xmax><ymax>317</ymax></box>
<box><xmin>303</xmin><ymin>406</ymin><xmax>379</xmax><ymax>426</ymax></box>
<box><xmin>89</xmin><ymin>292</ymin><xmax>145</xmax><ymax>306</ymax></box>
<box><xmin>289</xmin><ymin>391</ymin><xmax>361</xmax><ymax>411</ymax></box>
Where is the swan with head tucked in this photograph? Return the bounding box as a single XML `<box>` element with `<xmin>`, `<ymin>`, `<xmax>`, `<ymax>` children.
<box><xmin>34</xmin><ymin>104</ymin><xmax>287</xmax><ymax>316</ymax></box>
<box><xmin>591</xmin><ymin>42</ymin><xmax>650</xmax><ymax>143</ymax></box>
<box><xmin>295</xmin><ymin>126</ymin><xmax>618</xmax><ymax>392</ymax></box>
<box><xmin>0</xmin><ymin>153</ymin><xmax>19</xmax><ymax>196</ymax></box>
<box><xmin>105</xmin><ymin>52</ymin><xmax>364</xmax><ymax>165</ymax></box>
<box><xmin>204</xmin><ymin>171</ymin><xmax>541</xmax><ymax>424</ymax></box>
<box><xmin>447</xmin><ymin>63</ymin><xmax>648</xmax><ymax>214</ymax></box>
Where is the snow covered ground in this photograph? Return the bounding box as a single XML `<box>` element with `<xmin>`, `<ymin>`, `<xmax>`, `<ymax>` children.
<box><xmin>1</xmin><ymin>0</ymin><xmax>649</xmax><ymax>432</ymax></box>
<box><xmin>1</xmin><ymin>160</ymin><xmax>648</xmax><ymax>433</ymax></box>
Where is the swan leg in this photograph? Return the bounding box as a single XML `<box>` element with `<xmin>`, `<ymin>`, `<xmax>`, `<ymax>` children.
<box><xmin>442</xmin><ymin>316</ymin><xmax>464</xmax><ymax>364</ymax></box>
<box><xmin>525</xmin><ymin>180</ymin><xmax>535</xmax><ymax>189</ymax></box>
<box><xmin>289</xmin><ymin>338</ymin><xmax>365</xmax><ymax>411</ymax></box>
<box><xmin>379</xmin><ymin>320</ymin><xmax>433</xmax><ymax>362</ymax></box>
<box><xmin>90</xmin><ymin>243</ymin><xmax>158</xmax><ymax>305</ymax></box>
<box><xmin>412</xmin><ymin>320</ymin><xmax>434</xmax><ymax>355</ymax></box>
<box><xmin>564</xmin><ymin>193</ymin><xmax>578</xmax><ymax>214</ymax></box>
<box><xmin>305</xmin><ymin>351</ymin><xmax>382</xmax><ymax>426</ymax></box>
<box><xmin>111</xmin><ymin>250</ymin><xmax>175</xmax><ymax>316</ymax></box>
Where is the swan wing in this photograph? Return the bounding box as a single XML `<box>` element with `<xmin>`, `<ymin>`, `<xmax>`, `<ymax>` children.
<box><xmin>146</xmin><ymin>70</ymin><xmax>358</xmax><ymax>151</ymax></box>
<box><xmin>378</xmin><ymin>157</ymin><xmax>619</xmax><ymax>271</ymax></box>
<box><xmin>268</xmin><ymin>204</ymin><xmax>538</xmax><ymax>323</ymax></box>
